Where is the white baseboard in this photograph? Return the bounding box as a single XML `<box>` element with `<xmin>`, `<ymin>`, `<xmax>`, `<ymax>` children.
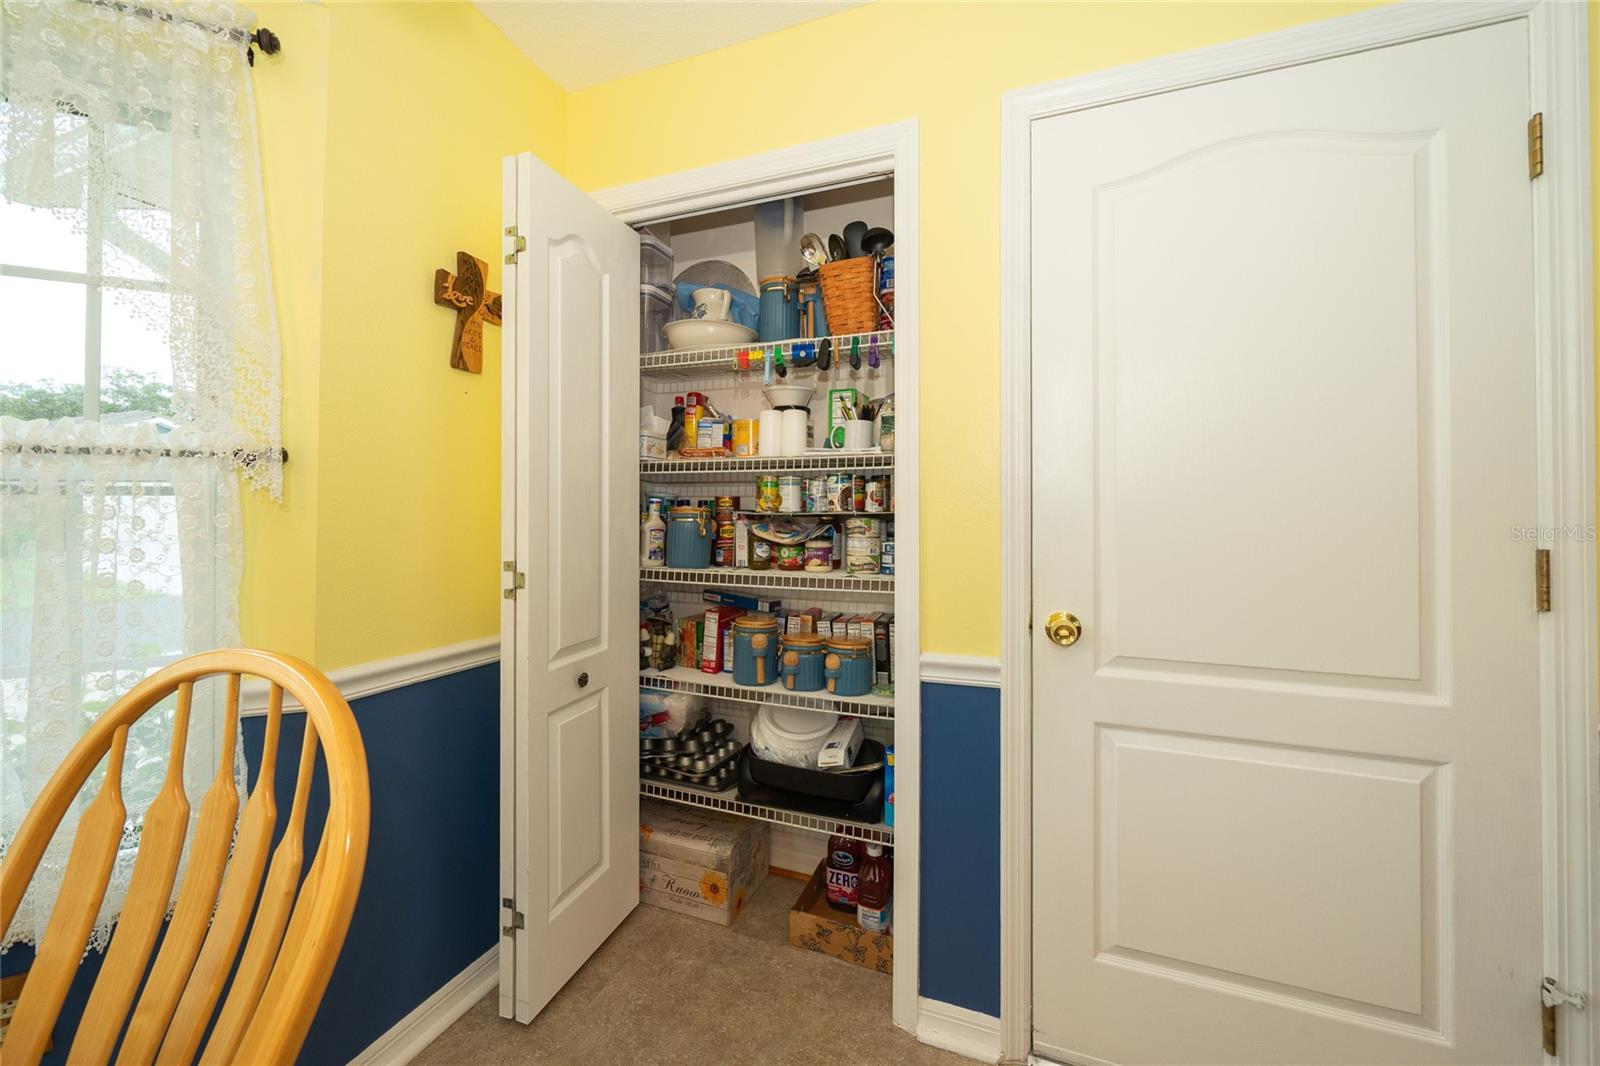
<box><xmin>347</xmin><ymin>946</ymin><xmax>498</xmax><ymax>1066</ymax></box>
<box><xmin>242</xmin><ymin>636</ymin><xmax>499</xmax><ymax>717</ymax></box>
<box><xmin>920</xmin><ymin>654</ymin><xmax>1001</xmax><ymax>688</ymax></box>
<box><xmin>918</xmin><ymin>996</ymin><xmax>1002</xmax><ymax>1063</ymax></box>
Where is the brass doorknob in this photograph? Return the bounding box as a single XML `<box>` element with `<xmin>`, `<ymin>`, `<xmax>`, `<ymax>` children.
<box><xmin>1045</xmin><ymin>612</ymin><xmax>1082</xmax><ymax>647</ymax></box>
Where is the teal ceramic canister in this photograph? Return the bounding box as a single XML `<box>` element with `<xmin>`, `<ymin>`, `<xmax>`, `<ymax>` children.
<box><xmin>732</xmin><ymin>614</ymin><xmax>781</xmax><ymax>687</ymax></box>
<box><xmin>778</xmin><ymin>634</ymin><xmax>827</xmax><ymax>692</ymax></box>
<box><xmin>823</xmin><ymin>637</ymin><xmax>875</xmax><ymax>698</ymax></box>
<box><xmin>758</xmin><ymin>276</ymin><xmax>800</xmax><ymax>342</ymax></box>
<box><xmin>665</xmin><ymin>506</ymin><xmax>712</xmax><ymax>569</ymax></box>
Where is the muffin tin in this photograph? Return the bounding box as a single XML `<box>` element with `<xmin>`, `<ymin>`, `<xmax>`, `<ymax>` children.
<box><xmin>640</xmin><ymin>717</ymin><xmax>741</xmax><ymax>791</ymax></box>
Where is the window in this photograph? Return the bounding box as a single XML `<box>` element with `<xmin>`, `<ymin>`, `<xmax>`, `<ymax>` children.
<box><xmin>1</xmin><ymin>116</ymin><xmax>174</xmax><ymax>423</ymax></box>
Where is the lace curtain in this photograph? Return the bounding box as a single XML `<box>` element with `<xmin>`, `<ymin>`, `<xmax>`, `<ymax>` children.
<box><xmin>0</xmin><ymin>0</ymin><xmax>278</xmax><ymax>951</ymax></box>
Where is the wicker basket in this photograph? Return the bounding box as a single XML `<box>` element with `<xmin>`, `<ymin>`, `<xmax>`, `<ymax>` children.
<box><xmin>818</xmin><ymin>257</ymin><xmax>878</xmax><ymax>335</ymax></box>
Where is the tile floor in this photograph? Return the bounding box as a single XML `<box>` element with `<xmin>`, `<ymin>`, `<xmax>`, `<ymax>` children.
<box><xmin>412</xmin><ymin>874</ymin><xmax>973</xmax><ymax>1066</ymax></box>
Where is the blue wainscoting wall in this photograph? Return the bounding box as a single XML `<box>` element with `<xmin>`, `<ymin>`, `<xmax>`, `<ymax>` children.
<box><xmin>249</xmin><ymin>663</ymin><xmax>499</xmax><ymax>1064</ymax></box>
<box><xmin>5</xmin><ymin>664</ymin><xmax>1003</xmax><ymax>1058</ymax></box>
<box><xmin>1</xmin><ymin>663</ymin><xmax>499</xmax><ymax>1066</ymax></box>
<box><xmin>918</xmin><ymin>679</ymin><xmax>1002</xmax><ymax>1017</ymax></box>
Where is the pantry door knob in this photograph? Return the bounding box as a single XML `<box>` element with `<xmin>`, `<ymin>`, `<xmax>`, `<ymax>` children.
<box><xmin>577</xmin><ymin>672</ymin><xmax>589</xmax><ymax>688</ymax></box>
<box><xmin>1045</xmin><ymin>612</ymin><xmax>1082</xmax><ymax>647</ymax></box>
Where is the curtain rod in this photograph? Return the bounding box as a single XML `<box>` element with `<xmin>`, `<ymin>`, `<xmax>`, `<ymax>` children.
<box><xmin>2</xmin><ymin>444</ymin><xmax>289</xmax><ymax>467</ymax></box>
<box><xmin>85</xmin><ymin>0</ymin><xmax>282</xmax><ymax>65</ymax></box>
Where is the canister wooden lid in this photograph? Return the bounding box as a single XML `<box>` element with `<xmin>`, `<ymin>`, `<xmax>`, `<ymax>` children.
<box><xmin>733</xmin><ymin>613</ymin><xmax>779</xmax><ymax>630</ymax></box>
<box><xmin>780</xmin><ymin>633</ymin><xmax>825</xmax><ymax>647</ymax></box>
<box><xmin>824</xmin><ymin>636</ymin><xmax>872</xmax><ymax>652</ymax></box>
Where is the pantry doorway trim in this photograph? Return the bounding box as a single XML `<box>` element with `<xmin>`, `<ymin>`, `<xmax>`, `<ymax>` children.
<box><xmin>997</xmin><ymin>2</ymin><xmax>1594</xmax><ymax>1062</ymax></box>
<box><xmin>593</xmin><ymin>119</ymin><xmax>923</xmax><ymax>1037</ymax></box>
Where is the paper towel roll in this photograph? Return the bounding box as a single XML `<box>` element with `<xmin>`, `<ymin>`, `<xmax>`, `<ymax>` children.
<box><xmin>758</xmin><ymin>409</ymin><xmax>784</xmax><ymax>456</ymax></box>
<box><xmin>781</xmin><ymin>408</ymin><xmax>808</xmax><ymax>456</ymax></box>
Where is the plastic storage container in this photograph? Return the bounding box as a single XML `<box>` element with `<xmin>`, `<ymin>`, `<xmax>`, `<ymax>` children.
<box><xmin>640</xmin><ymin>283</ymin><xmax>675</xmax><ymax>354</ymax></box>
<box><xmin>639</xmin><ymin>233</ymin><xmax>674</xmax><ymax>289</ymax></box>
<box><xmin>732</xmin><ymin>614</ymin><xmax>780</xmax><ymax>687</ymax></box>
<box><xmin>665</xmin><ymin>506</ymin><xmax>712</xmax><ymax>569</ymax></box>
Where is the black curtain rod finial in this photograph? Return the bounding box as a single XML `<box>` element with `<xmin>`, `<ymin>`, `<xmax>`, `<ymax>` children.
<box><xmin>248</xmin><ymin>26</ymin><xmax>280</xmax><ymax>66</ymax></box>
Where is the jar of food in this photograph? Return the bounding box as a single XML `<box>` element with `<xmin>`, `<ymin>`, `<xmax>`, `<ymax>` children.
<box><xmin>732</xmin><ymin>614</ymin><xmax>781</xmax><ymax>687</ymax></box>
<box><xmin>779</xmin><ymin>633</ymin><xmax>827</xmax><ymax>692</ymax></box>
<box><xmin>824</xmin><ymin>637</ymin><xmax>875</xmax><ymax>697</ymax></box>
<box><xmin>804</xmin><ymin>531</ymin><xmax>835</xmax><ymax>572</ymax></box>
<box><xmin>750</xmin><ymin>538</ymin><xmax>774</xmax><ymax>571</ymax></box>
<box><xmin>665</xmin><ymin>506</ymin><xmax>712</xmax><ymax>569</ymax></box>
<box><xmin>775</xmin><ymin>543</ymin><xmax>805</xmax><ymax>571</ymax></box>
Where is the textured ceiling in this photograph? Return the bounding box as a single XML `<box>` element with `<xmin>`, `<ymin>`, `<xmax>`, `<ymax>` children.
<box><xmin>473</xmin><ymin>1</ymin><xmax>870</xmax><ymax>91</ymax></box>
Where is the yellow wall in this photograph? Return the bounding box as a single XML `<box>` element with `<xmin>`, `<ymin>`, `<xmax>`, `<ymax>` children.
<box><xmin>241</xmin><ymin>1</ymin><xmax>1597</xmax><ymax>667</ymax></box>
<box><xmin>243</xmin><ymin>1</ymin><xmax>565</xmax><ymax>669</ymax></box>
<box><xmin>564</xmin><ymin>1</ymin><xmax>1385</xmax><ymax>657</ymax></box>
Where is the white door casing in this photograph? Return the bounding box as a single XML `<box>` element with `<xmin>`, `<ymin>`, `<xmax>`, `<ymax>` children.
<box><xmin>1028</xmin><ymin>20</ymin><xmax>1553</xmax><ymax>1065</ymax></box>
<box><xmin>500</xmin><ymin>151</ymin><xmax>640</xmax><ymax>1023</ymax></box>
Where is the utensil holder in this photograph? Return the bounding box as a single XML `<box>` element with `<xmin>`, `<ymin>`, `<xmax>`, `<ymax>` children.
<box><xmin>818</xmin><ymin>258</ymin><xmax>878</xmax><ymax>335</ymax></box>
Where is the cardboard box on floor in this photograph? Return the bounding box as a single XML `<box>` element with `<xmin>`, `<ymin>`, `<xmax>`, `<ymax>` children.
<box><xmin>788</xmin><ymin>861</ymin><xmax>892</xmax><ymax>975</ymax></box>
<box><xmin>639</xmin><ymin>799</ymin><xmax>769</xmax><ymax>926</ymax></box>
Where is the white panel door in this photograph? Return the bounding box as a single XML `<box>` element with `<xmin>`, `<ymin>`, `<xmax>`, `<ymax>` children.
<box><xmin>1030</xmin><ymin>22</ymin><xmax>1542</xmax><ymax>1065</ymax></box>
<box><xmin>501</xmin><ymin>151</ymin><xmax>639</xmax><ymax>1023</ymax></box>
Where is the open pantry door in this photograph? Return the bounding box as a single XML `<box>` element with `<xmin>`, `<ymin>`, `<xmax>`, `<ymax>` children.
<box><xmin>500</xmin><ymin>151</ymin><xmax>640</xmax><ymax>1023</ymax></box>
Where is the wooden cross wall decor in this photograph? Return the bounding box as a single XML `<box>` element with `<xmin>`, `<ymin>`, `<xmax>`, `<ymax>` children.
<box><xmin>434</xmin><ymin>251</ymin><xmax>502</xmax><ymax>373</ymax></box>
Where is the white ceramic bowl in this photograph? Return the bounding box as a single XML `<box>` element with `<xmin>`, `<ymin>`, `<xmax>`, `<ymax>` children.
<box><xmin>763</xmin><ymin>384</ymin><xmax>815</xmax><ymax>409</ymax></box>
<box><xmin>662</xmin><ymin>318</ymin><xmax>757</xmax><ymax>350</ymax></box>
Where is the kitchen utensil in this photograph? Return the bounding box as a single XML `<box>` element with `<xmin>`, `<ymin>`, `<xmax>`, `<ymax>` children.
<box><xmin>842</xmin><ymin>420</ymin><xmax>873</xmax><ymax>452</ymax></box>
<box><xmin>867</xmin><ymin>333</ymin><xmax>880</xmax><ymax>369</ymax></box>
<box><xmin>842</xmin><ymin>220</ymin><xmax>868</xmax><ymax>258</ymax></box>
<box><xmin>781</xmin><ymin>408</ymin><xmax>808</xmax><ymax>455</ymax></box>
<box><xmin>861</xmin><ymin>226</ymin><xmax>894</xmax><ymax>256</ymax></box>
<box><xmin>764</xmin><ymin>384</ymin><xmax>815</xmax><ymax>408</ymax></box>
<box><xmin>673</xmin><ymin>260</ymin><xmax>756</xmax><ymax>320</ymax></box>
<box><xmin>662</xmin><ymin>319</ymin><xmax>757</xmax><ymax>350</ymax></box>
<box><xmin>817</xmin><ymin>337</ymin><xmax>832</xmax><ymax>370</ymax></box>
<box><xmin>828</xmin><ymin>233</ymin><xmax>847</xmax><ymax>262</ymax></box>
<box><xmin>849</xmin><ymin>335</ymin><xmax>862</xmax><ymax>369</ymax></box>
<box><xmin>799</xmin><ymin>232</ymin><xmax>828</xmax><ymax>269</ymax></box>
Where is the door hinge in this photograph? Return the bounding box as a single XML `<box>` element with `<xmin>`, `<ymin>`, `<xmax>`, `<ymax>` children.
<box><xmin>1528</xmin><ymin>112</ymin><xmax>1544</xmax><ymax>179</ymax></box>
<box><xmin>1541</xmin><ymin>977</ymin><xmax>1588</xmax><ymax>1055</ymax></box>
<box><xmin>501</xmin><ymin>897</ymin><xmax>525</xmax><ymax>936</ymax></box>
<box><xmin>503</xmin><ymin>225</ymin><xmax>526</xmax><ymax>265</ymax></box>
<box><xmin>1535</xmin><ymin>548</ymin><xmax>1551</xmax><ymax>612</ymax></box>
<box><xmin>502</xmin><ymin>560</ymin><xmax>525</xmax><ymax>600</ymax></box>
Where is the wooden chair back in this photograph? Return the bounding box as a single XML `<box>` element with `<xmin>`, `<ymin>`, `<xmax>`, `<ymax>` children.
<box><xmin>0</xmin><ymin>649</ymin><xmax>370</xmax><ymax>1065</ymax></box>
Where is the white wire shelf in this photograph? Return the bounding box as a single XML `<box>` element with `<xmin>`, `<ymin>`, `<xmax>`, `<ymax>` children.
<box><xmin>642</xmin><ymin>451</ymin><xmax>894</xmax><ymax>481</ymax></box>
<box><xmin>641</xmin><ymin>666</ymin><xmax>895</xmax><ymax>719</ymax></box>
<box><xmin>640</xmin><ymin>780</ymin><xmax>894</xmax><ymax>845</ymax></box>
<box><xmin>641</xmin><ymin>329</ymin><xmax>894</xmax><ymax>379</ymax></box>
<box><xmin>640</xmin><ymin>566</ymin><xmax>894</xmax><ymax>596</ymax></box>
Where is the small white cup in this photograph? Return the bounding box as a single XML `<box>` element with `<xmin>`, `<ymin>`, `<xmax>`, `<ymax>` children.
<box><xmin>842</xmin><ymin>419</ymin><xmax>873</xmax><ymax>452</ymax></box>
<box><xmin>693</xmin><ymin>287</ymin><xmax>731</xmax><ymax>321</ymax></box>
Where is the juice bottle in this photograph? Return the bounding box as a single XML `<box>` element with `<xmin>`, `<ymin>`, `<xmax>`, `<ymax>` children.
<box><xmin>825</xmin><ymin>829</ymin><xmax>865</xmax><ymax>912</ymax></box>
<box><xmin>856</xmin><ymin>843</ymin><xmax>892</xmax><ymax>932</ymax></box>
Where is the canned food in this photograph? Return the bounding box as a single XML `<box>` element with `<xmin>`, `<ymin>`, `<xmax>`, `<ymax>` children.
<box><xmin>713</xmin><ymin>542</ymin><xmax>735</xmax><ymax>567</ymax></box>
<box><xmin>715</xmin><ymin>495</ymin><xmax>739</xmax><ymax>515</ymax></box>
<box><xmin>865</xmin><ymin>477</ymin><xmax>887</xmax><ymax>513</ymax></box>
<box><xmin>806</xmin><ymin>476</ymin><xmax>828</xmax><ymax>513</ymax></box>
<box><xmin>852</xmin><ymin>475</ymin><xmax>866</xmax><ymax>513</ymax></box>
<box><xmin>845</xmin><ymin>516</ymin><xmax>883</xmax><ymax>575</ymax></box>
<box><xmin>775</xmin><ymin>544</ymin><xmax>805</xmax><ymax>571</ymax></box>
<box><xmin>826</xmin><ymin>473</ymin><xmax>853</xmax><ymax>512</ymax></box>
<box><xmin>778</xmin><ymin>474</ymin><xmax>804</xmax><ymax>513</ymax></box>
<box><xmin>756</xmin><ymin>475</ymin><xmax>781</xmax><ymax>513</ymax></box>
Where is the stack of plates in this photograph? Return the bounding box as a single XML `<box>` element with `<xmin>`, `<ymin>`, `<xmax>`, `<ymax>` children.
<box><xmin>749</xmin><ymin>705</ymin><xmax>836</xmax><ymax>768</ymax></box>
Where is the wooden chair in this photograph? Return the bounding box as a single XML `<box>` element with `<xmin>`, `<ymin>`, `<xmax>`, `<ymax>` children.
<box><xmin>0</xmin><ymin>649</ymin><xmax>370</xmax><ymax>1065</ymax></box>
